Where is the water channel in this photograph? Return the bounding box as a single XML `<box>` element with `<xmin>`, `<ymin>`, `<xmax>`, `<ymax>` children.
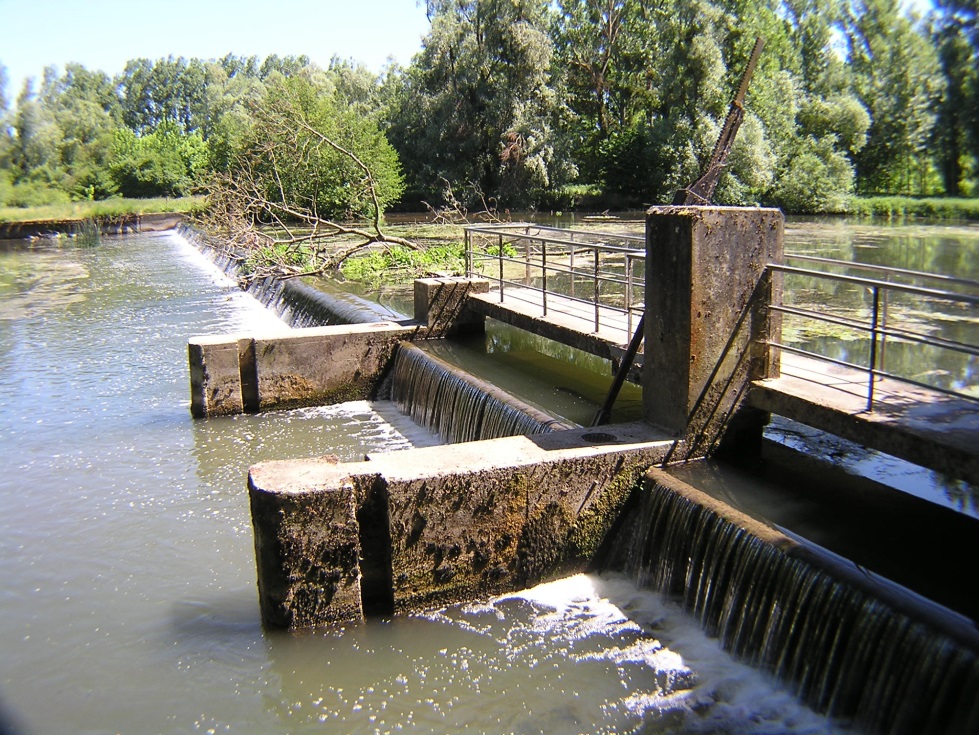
<box><xmin>0</xmin><ymin>231</ymin><xmax>840</xmax><ymax>734</ymax></box>
<box><xmin>0</xmin><ymin>219</ymin><xmax>975</xmax><ymax>734</ymax></box>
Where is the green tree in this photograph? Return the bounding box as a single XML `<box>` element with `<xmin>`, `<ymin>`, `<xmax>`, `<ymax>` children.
<box><xmin>117</xmin><ymin>56</ymin><xmax>210</xmax><ymax>134</ymax></box>
<box><xmin>111</xmin><ymin>121</ymin><xmax>209</xmax><ymax>198</ymax></box>
<box><xmin>199</xmin><ymin>75</ymin><xmax>413</xmax><ymax>278</ymax></box>
<box><xmin>933</xmin><ymin>0</ymin><xmax>979</xmax><ymax>195</ymax></box>
<box><xmin>846</xmin><ymin>0</ymin><xmax>944</xmax><ymax>195</ymax></box>
<box><xmin>0</xmin><ymin>61</ymin><xmax>8</xmax><ymax>115</ymax></box>
<box><xmin>388</xmin><ymin>0</ymin><xmax>558</xmax><ymax>207</ymax></box>
<box><xmin>229</xmin><ymin>75</ymin><xmax>404</xmax><ymax>220</ymax></box>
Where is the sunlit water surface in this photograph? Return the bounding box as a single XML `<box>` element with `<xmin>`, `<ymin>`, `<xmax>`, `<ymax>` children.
<box><xmin>0</xmin><ymin>232</ymin><xmax>841</xmax><ymax>734</ymax></box>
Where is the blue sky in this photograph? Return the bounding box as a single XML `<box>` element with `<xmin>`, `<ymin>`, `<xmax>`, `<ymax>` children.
<box><xmin>0</xmin><ymin>0</ymin><xmax>936</xmax><ymax>101</ymax></box>
<box><xmin>0</xmin><ymin>0</ymin><xmax>432</xmax><ymax>96</ymax></box>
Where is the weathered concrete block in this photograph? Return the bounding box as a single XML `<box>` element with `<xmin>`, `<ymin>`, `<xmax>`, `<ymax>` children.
<box><xmin>414</xmin><ymin>277</ymin><xmax>490</xmax><ymax>337</ymax></box>
<box><xmin>249</xmin><ymin>456</ymin><xmax>365</xmax><ymax>628</ymax></box>
<box><xmin>248</xmin><ymin>423</ymin><xmax>676</xmax><ymax>627</ymax></box>
<box><xmin>188</xmin><ymin>334</ymin><xmax>245</xmax><ymax>417</ymax></box>
<box><xmin>643</xmin><ymin>205</ymin><xmax>783</xmax><ymax>459</ymax></box>
<box><xmin>253</xmin><ymin>321</ymin><xmax>413</xmax><ymax>411</ymax></box>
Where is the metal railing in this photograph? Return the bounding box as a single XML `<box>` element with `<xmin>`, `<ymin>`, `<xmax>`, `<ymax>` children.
<box><xmin>464</xmin><ymin>223</ymin><xmax>646</xmax><ymax>336</ymax></box>
<box><xmin>767</xmin><ymin>255</ymin><xmax>979</xmax><ymax>410</ymax></box>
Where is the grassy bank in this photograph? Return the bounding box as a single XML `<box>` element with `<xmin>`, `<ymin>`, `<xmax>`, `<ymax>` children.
<box><xmin>843</xmin><ymin>196</ymin><xmax>979</xmax><ymax>220</ymax></box>
<box><xmin>0</xmin><ymin>196</ymin><xmax>206</xmax><ymax>224</ymax></box>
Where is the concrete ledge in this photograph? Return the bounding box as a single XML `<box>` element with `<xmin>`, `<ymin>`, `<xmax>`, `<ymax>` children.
<box><xmin>414</xmin><ymin>277</ymin><xmax>490</xmax><ymax>337</ymax></box>
<box><xmin>248</xmin><ymin>422</ymin><xmax>678</xmax><ymax>628</ymax></box>
<box><xmin>749</xmin><ymin>356</ymin><xmax>979</xmax><ymax>486</ymax></box>
<box><xmin>253</xmin><ymin>322</ymin><xmax>414</xmax><ymax>411</ymax></box>
<box><xmin>0</xmin><ymin>212</ymin><xmax>184</xmax><ymax>240</ymax></box>
<box><xmin>641</xmin><ymin>467</ymin><xmax>979</xmax><ymax>659</ymax></box>
<box><xmin>188</xmin><ymin>322</ymin><xmax>415</xmax><ymax>417</ymax></box>
<box><xmin>249</xmin><ymin>456</ymin><xmax>364</xmax><ymax>628</ymax></box>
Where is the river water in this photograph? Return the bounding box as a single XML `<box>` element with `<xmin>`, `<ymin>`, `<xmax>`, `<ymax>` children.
<box><xmin>0</xmin><ymin>232</ymin><xmax>839</xmax><ymax>734</ymax></box>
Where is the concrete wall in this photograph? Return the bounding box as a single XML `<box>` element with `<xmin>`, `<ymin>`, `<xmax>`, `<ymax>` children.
<box><xmin>643</xmin><ymin>205</ymin><xmax>783</xmax><ymax>460</ymax></box>
<box><xmin>189</xmin><ymin>322</ymin><xmax>415</xmax><ymax>417</ymax></box>
<box><xmin>414</xmin><ymin>276</ymin><xmax>490</xmax><ymax>337</ymax></box>
<box><xmin>248</xmin><ymin>423</ymin><xmax>676</xmax><ymax>628</ymax></box>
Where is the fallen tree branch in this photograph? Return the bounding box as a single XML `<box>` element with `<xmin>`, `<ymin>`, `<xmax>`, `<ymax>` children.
<box><xmin>194</xmin><ymin>80</ymin><xmax>415</xmax><ymax>281</ymax></box>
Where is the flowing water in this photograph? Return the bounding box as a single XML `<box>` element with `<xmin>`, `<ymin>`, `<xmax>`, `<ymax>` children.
<box><xmin>0</xmin><ymin>232</ymin><xmax>839</xmax><ymax>734</ymax></box>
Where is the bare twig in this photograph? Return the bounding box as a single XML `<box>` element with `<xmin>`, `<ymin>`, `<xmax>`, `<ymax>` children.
<box><xmin>194</xmin><ymin>84</ymin><xmax>416</xmax><ymax>281</ymax></box>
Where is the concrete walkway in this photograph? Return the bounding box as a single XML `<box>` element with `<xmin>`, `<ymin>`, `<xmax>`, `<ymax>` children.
<box><xmin>466</xmin><ymin>287</ymin><xmax>978</xmax><ymax>484</ymax></box>
<box><xmin>467</xmin><ymin>287</ymin><xmax>642</xmax><ymax>372</ymax></box>
<box><xmin>750</xmin><ymin>353</ymin><xmax>979</xmax><ymax>485</ymax></box>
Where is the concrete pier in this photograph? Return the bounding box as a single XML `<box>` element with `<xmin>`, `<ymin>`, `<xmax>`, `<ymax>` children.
<box><xmin>643</xmin><ymin>206</ymin><xmax>783</xmax><ymax>460</ymax></box>
<box><xmin>189</xmin><ymin>321</ymin><xmax>415</xmax><ymax>417</ymax></box>
<box><xmin>249</xmin><ymin>423</ymin><xmax>675</xmax><ymax>628</ymax></box>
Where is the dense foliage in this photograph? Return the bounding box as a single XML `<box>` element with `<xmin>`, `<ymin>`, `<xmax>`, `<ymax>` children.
<box><xmin>1</xmin><ymin>0</ymin><xmax>976</xmax><ymax>215</ymax></box>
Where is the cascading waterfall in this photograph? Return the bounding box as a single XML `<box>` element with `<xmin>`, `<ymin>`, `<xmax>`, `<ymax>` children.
<box><xmin>389</xmin><ymin>343</ymin><xmax>575</xmax><ymax>443</ymax></box>
<box><xmin>176</xmin><ymin>224</ymin><xmax>403</xmax><ymax>328</ymax></box>
<box><xmin>245</xmin><ymin>275</ymin><xmax>403</xmax><ymax>327</ymax></box>
<box><xmin>608</xmin><ymin>472</ymin><xmax>979</xmax><ymax>734</ymax></box>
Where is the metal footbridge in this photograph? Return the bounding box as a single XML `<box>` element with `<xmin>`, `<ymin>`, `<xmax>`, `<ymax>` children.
<box><xmin>463</xmin><ymin>222</ymin><xmax>979</xmax><ymax>485</ymax></box>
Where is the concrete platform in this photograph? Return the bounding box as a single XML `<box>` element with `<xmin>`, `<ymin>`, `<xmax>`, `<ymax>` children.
<box><xmin>467</xmin><ymin>287</ymin><xmax>642</xmax><ymax>371</ymax></box>
<box><xmin>750</xmin><ymin>353</ymin><xmax>979</xmax><ymax>485</ymax></box>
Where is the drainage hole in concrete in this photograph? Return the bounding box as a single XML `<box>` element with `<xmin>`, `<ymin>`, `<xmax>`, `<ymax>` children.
<box><xmin>581</xmin><ymin>432</ymin><xmax>618</xmax><ymax>444</ymax></box>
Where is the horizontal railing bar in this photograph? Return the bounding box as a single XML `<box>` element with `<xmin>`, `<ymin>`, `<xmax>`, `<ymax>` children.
<box><xmin>785</xmin><ymin>254</ymin><xmax>979</xmax><ymax>290</ymax></box>
<box><xmin>771</xmin><ymin>304</ymin><xmax>979</xmax><ymax>358</ymax></box>
<box><xmin>470</xmin><ymin>254</ymin><xmax>643</xmax><ymax>288</ymax></box>
<box><xmin>770</xmin><ymin>304</ymin><xmax>872</xmax><ymax>334</ymax></box>
<box><xmin>768</xmin><ymin>341</ymin><xmax>872</xmax><ymax>375</ymax></box>
<box><xmin>465</xmin><ymin>222</ymin><xmax>645</xmax><ymax>243</ymax></box>
<box><xmin>485</xmin><ymin>281</ymin><xmax>641</xmax><ymax>320</ymax></box>
<box><xmin>770</xmin><ymin>264</ymin><xmax>979</xmax><ymax>305</ymax></box>
<box><xmin>468</xmin><ymin>233</ymin><xmax>645</xmax><ymax>256</ymax></box>
<box><xmin>768</xmin><ymin>341</ymin><xmax>979</xmax><ymax>404</ymax></box>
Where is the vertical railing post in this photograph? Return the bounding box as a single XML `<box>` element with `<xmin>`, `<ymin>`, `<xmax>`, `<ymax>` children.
<box><xmin>542</xmin><ymin>238</ymin><xmax>548</xmax><ymax>317</ymax></box>
<box><xmin>498</xmin><ymin>234</ymin><xmax>505</xmax><ymax>303</ymax></box>
<box><xmin>524</xmin><ymin>236</ymin><xmax>531</xmax><ymax>286</ymax></box>
<box><xmin>594</xmin><ymin>247</ymin><xmax>601</xmax><ymax>333</ymax></box>
<box><xmin>867</xmin><ymin>285</ymin><xmax>881</xmax><ymax>411</ymax></box>
<box><xmin>569</xmin><ymin>240</ymin><xmax>576</xmax><ymax>300</ymax></box>
<box><xmin>880</xmin><ymin>278</ymin><xmax>889</xmax><ymax>375</ymax></box>
<box><xmin>464</xmin><ymin>228</ymin><xmax>472</xmax><ymax>277</ymax></box>
<box><xmin>625</xmin><ymin>253</ymin><xmax>634</xmax><ymax>335</ymax></box>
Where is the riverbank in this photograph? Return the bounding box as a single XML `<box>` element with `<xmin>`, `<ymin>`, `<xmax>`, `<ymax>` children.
<box><xmin>0</xmin><ymin>197</ymin><xmax>204</xmax><ymax>225</ymax></box>
<box><xmin>846</xmin><ymin>195</ymin><xmax>979</xmax><ymax>220</ymax></box>
<box><xmin>0</xmin><ymin>211</ymin><xmax>189</xmax><ymax>239</ymax></box>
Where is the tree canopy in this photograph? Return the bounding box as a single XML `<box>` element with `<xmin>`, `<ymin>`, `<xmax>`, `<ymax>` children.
<box><xmin>0</xmin><ymin>0</ymin><xmax>974</xmax><ymax>214</ymax></box>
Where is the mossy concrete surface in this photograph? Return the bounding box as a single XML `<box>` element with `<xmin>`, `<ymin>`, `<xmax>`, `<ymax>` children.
<box><xmin>644</xmin><ymin>206</ymin><xmax>783</xmax><ymax>460</ymax></box>
<box><xmin>188</xmin><ymin>322</ymin><xmax>414</xmax><ymax>417</ymax></box>
<box><xmin>248</xmin><ymin>422</ymin><xmax>678</xmax><ymax>628</ymax></box>
<box><xmin>414</xmin><ymin>276</ymin><xmax>490</xmax><ymax>338</ymax></box>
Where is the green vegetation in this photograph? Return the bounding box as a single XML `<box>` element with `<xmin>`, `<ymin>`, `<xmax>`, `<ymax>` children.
<box><xmin>340</xmin><ymin>242</ymin><xmax>466</xmax><ymax>287</ymax></box>
<box><xmin>843</xmin><ymin>196</ymin><xmax>979</xmax><ymax>220</ymax></box>
<box><xmin>1</xmin><ymin>0</ymin><xmax>978</xmax><ymax>229</ymax></box>
<box><xmin>0</xmin><ymin>195</ymin><xmax>204</xmax><ymax>223</ymax></box>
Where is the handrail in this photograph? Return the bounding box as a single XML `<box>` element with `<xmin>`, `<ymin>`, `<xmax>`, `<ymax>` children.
<box><xmin>465</xmin><ymin>223</ymin><xmax>645</xmax><ymax>337</ymax></box>
<box><xmin>766</xmin><ymin>263</ymin><xmax>979</xmax><ymax>409</ymax></box>
<box><xmin>769</xmin><ymin>264</ymin><xmax>979</xmax><ymax>306</ymax></box>
<box><xmin>784</xmin><ymin>254</ymin><xmax>979</xmax><ymax>291</ymax></box>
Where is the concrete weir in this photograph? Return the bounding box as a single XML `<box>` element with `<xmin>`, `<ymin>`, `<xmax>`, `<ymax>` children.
<box><xmin>186</xmin><ymin>207</ymin><xmax>787</xmax><ymax>627</ymax></box>
<box><xmin>188</xmin><ymin>321</ymin><xmax>415</xmax><ymax>417</ymax></box>
<box><xmin>248</xmin><ymin>423</ymin><xmax>674</xmax><ymax>627</ymax></box>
